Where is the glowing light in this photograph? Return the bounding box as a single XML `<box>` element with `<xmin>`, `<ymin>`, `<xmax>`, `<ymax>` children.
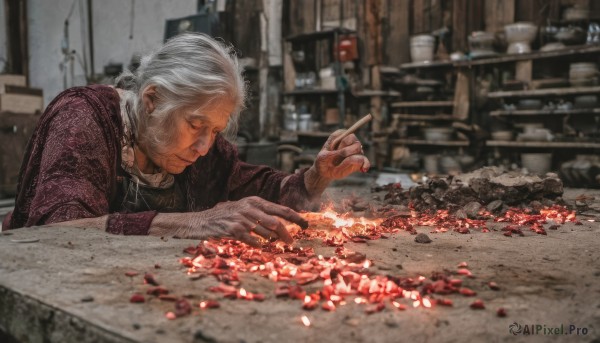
<box><xmin>304</xmin><ymin>295</ymin><xmax>311</xmax><ymax>304</ymax></box>
<box><xmin>239</xmin><ymin>288</ymin><xmax>247</xmax><ymax>297</ymax></box>
<box><xmin>422</xmin><ymin>297</ymin><xmax>432</xmax><ymax>308</ymax></box>
<box><xmin>199</xmin><ymin>301</ymin><xmax>207</xmax><ymax>309</ymax></box>
<box><xmin>363</xmin><ymin>260</ymin><xmax>371</xmax><ymax>269</ymax></box>
<box><xmin>301</xmin><ymin>315</ymin><xmax>311</xmax><ymax>327</ymax></box>
<box><xmin>413</xmin><ymin>300</ymin><xmax>420</xmax><ymax>308</ymax></box>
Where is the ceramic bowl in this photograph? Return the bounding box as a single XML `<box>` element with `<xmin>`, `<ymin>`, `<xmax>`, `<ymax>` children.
<box><xmin>504</xmin><ymin>22</ymin><xmax>538</xmax><ymax>43</ymax></box>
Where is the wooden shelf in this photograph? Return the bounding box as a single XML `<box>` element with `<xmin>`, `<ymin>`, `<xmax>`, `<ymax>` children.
<box><xmin>391</xmin><ymin>100</ymin><xmax>454</xmax><ymax>108</ymax></box>
<box><xmin>455</xmin><ymin>45</ymin><xmax>600</xmax><ymax>67</ymax></box>
<box><xmin>283</xmin><ymin>88</ymin><xmax>338</xmax><ymax>96</ymax></box>
<box><xmin>391</xmin><ymin>114</ymin><xmax>456</xmax><ymax>120</ymax></box>
<box><xmin>400</xmin><ymin>60</ymin><xmax>453</xmax><ymax>69</ymax></box>
<box><xmin>390</xmin><ymin>139</ymin><xmax>469</xmax><ymax>147</ymax></box>
<box><xmin>490</xmin><ymin>108</ymin><xmax>600</xmax><ymax>116</ymax></box>
<box><xmin>486</xmin><ymin>140</ymin><xmax>600</xmax><ymax>149</ymax></box>
<box><xmin>487</xmin><ymin>86</ymin><xmax>600</xmax><ymax>98</ymax></box>
<box><xmin>285</xmin><ymin>28</ymin><xmax>356</xmax><ymax>42</ymax></box>
<box><xmin>352</xmin><ymin>90</ymin><xmax>401</xmax><ymax>97</ymax></box>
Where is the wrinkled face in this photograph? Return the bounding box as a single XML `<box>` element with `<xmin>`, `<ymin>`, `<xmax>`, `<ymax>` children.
<box><xmin>145</xmin><ymin>103</ymin><xmax>233</xmax><ymax>174</ymax></box>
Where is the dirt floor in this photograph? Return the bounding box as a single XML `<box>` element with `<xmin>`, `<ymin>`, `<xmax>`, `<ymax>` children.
<box><xmin>0</xmin><ymin>182</ymin><xmax>599</xmax><ymax>343</ymax></box>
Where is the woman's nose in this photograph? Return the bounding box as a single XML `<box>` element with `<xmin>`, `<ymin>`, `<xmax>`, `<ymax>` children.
<box><xmin>191</xmin><ymin>136</ymin><xmax>211</xmax><ymax>156</ymax></box>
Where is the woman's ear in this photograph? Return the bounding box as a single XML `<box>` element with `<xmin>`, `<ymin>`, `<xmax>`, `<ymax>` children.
<box><xmin>141</xmin><ymin>85</ymin><xmax>157</xmax><ymax>114</ymax></box>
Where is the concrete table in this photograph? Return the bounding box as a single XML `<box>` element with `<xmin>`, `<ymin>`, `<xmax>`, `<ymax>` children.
<box><xmin>1</xmin><ymin>214</ymin><xmax>599</xmax><ymax>342</ymax></box>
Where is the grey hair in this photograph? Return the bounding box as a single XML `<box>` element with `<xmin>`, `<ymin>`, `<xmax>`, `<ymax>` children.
<box><xmin>115</xmin><ymin>32</ymin><xmax>246</xmax><ymax>149</ymax></box>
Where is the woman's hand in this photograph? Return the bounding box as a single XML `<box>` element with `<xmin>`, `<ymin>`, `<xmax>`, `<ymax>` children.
<box><xmin>150</xmin><ymin>196</ymin><xmax>308</xmax><ymax>247</ymax></box>
<box><xmin>304</xmin><ymin>130</ymin><xmax>370</xmax><ymax>197</ymax></box>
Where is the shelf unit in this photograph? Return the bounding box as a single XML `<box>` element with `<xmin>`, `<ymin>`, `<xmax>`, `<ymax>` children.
<box><xmin>380</xmin><ymin>57</ymin><xmax>474</xmax><ymax>174</ymax></box>
<box><xmin>463</xmin><ymin>44</ymin><xmax>600</xmax><ymax>177</ymax></box>
<box><xmin>282</xmin><ymin>27</ymin><xmax>356</xmax><ymax>133</ymax></box>
<box><xmin>490</xmin><ymin>108</ymin><xmax>600</xmax><ymax>117</ymax></box>
<box><xmin>486</xmin><ymin>140</ymin><xmax>600</xmax><ymax>149</ymax></box>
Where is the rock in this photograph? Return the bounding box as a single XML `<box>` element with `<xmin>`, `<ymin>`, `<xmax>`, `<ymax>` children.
<box><xmin>455</xmin><ymin>209</ymin><xmax>467</xmax><ymax>219</ymax></box>
<box><xmin>80</xmin><ymin>296</ymin><xmax>94</xmax><ymax>302</ymax></box>
<box><xmin>530</xmin><ymin>200</ymin><xmax>543</xmax><ymax>212</ymax></box>
<box><xmin>463</xmin><ymin>201</ymin><xmax>482</xmax><ymax>218</ymax></box>
<box><xmin>415</xmin><ymin>233</ymin><xmax>432</xmax><ymax>244</ymax></box>
<box><xmin>194</xmin><ymin>330</ymin><xmax>217</xmax><ymax>343</ymax></box>
<box><xmin>486</xmin><ymin>200</ymin><xmax>503</xmax><ymax>213</ymax></box>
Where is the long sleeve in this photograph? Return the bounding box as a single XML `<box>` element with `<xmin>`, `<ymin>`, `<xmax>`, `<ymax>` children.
<box><xmin>8</xmin><ymin>85</ymin><xmax>157</xmax><ymax>235</ymax></box>
<box><xmin>180</xmin><ymin>135</ymin><xmax>314</xmax><ymax>212</ymax></box>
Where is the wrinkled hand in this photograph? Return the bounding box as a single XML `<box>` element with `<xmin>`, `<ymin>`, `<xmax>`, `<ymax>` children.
<box><xmin>304</xmin><ymin>130</ymin><xmax>370</xmax><ymax>197</ymax></box>
<box><xmin>165</xmin><ymin>196</ymin><xmax>308</xmax><ymax>247</ymax></box>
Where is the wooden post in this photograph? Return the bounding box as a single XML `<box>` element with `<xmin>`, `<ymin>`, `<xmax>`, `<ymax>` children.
<box><xmin>515</xmin><ymin>60</ymin><xmax>533</xmax><ymax>85</ymax></box>
<box><xmin>384</xmin><ymin>0</ymin><xmax>410</xmax><ymax>66</ymax></box>
<box><xmin>484</xmin><ymin>0</ymin><xmax>514</xmax><ymax>34</ymax></box>
<box><xmin>452</xmin><ymin>0</ymin><xmax>468</xmax><ymax>53</ymax></box>
<box><xmin>453</xmin><ymin>69</ymin><xmax>470</xmax><ymax>121</ymax></box>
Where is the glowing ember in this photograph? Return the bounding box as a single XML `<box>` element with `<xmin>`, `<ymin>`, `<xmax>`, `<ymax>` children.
<box><xmin>132</xmin><ymin>203</ymin><xmax>578</xmax><ymax>319</ymax></box>
<box><xmin>422</xmin><ymin>297</ymin><xmax>432</xmax><ymax>308</ymax></box>
<box><xmin>301</xmin><ymin>315</ymin><xmax>311</xmax><ymax>327</ymax></box>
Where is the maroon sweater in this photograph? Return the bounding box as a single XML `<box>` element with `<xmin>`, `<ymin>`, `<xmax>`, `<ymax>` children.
<box><xmin>5</xmin><ymin>85</ymin><xmax>310</xmax><ymax>235</ymax></box>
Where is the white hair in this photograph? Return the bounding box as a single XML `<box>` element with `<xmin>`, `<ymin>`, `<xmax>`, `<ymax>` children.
<box><xmin>115</xmin><ymin>32</ymin><xmax>246</xmax><ymax>148</ymax></box>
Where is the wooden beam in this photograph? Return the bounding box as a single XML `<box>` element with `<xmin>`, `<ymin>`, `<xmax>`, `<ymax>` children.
<box><xmin>484</xmin><ymin>0</ymin><xmax>514</xmax><ymax>34</ymax></box>
<box><xmin>515</xmin><ymin>60</ymin><xmax>533</xmax><ymax>85</ymax></box>
<box><xmin>453</xmin><ymin>69</ymin><xmax>470</xmax><ymax>120</ymax></box>
<box><xmin>384</xmin><ymin>0</ymin><xmax>410</xmax><ymax>66</ymax></box>
<box><xmin>452</xmin><ymin>0</ymin><xmax>467</xmax><ymax>52</ymax></box>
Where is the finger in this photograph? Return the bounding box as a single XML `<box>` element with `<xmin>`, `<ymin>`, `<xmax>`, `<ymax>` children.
<box><xmin>252</xmin><ymin>225</ymin><xmax>280</xmax><ymax>241</ymax></box>
<box><xmin>248</xmin><ymin>212</ymin><xmax>294</xmax><ymax>245</ymax></box>
<box><xmin>324</xmin><ymin>129</ymin><xmax>346</xmax><ymax>149</ymax></box>
<box><xmin>249</xmin><ymin>198</ymin><xmax>308</xmax><ymax>229</ymax></box>
<box><xmin>320</xmin><ymin>140</ymin><xmax>362</xmax><ymax>161</ymax></box>
<box><xmin>337</xmin><ymin>134</ymin><xmax>361</xmax><ymax>149</ymax></box>
<box><xmin>238</xmin><ymin>232</ymin><xmax>261</xmax><ymax>248</ymax></box>
<box><xmin>334</xmin><ymin>156</ymin><xmax>370</xmax><ymax>177</ymax></box>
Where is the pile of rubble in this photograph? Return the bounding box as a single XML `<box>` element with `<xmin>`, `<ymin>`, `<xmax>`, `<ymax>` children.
<box><xmin>374</xmin><ymin>167</ymin><xmax>565</xmax><ymax>217</ymax></box>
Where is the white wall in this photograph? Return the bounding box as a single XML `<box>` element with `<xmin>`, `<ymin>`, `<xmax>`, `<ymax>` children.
<box><xmin>28</xmin><ymin>0</ymin><xmax>196</xmax><ymax>106</ymax></box>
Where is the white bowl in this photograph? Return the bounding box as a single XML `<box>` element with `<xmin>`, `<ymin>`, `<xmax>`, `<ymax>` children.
<box><xmin>521</xmin><ymin>153</ymin><xmax>552</xmax><ymax>174</ymax></box>
<box><xmin>424</xmin><ymin>127</ymin><xmax>453</xmax><ymax>141</ymax></box>
<box><xmin>504</xmin><ymin>22</ymin><xmax>538</xmax><ymax>44</ymax></box>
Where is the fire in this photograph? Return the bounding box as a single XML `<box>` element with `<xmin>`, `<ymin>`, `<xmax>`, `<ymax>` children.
<box><xmin>169</xmin><ymin>204</ymin><xmax>575</xmax><ymax>319</ymax></box>
<box><xmin>301</xmin><ymin>315</ymin><xmax>311</xmax><ymax>327</ymax></box>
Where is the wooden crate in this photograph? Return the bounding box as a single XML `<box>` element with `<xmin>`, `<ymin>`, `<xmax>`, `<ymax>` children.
<box><xmin>0</xmin><ymin>85</ymin><xmax>43</xmax><ymax>114</ymax></box>
<box><xmin>0</xmin><ymin>74</ymin><xmax>26</xmax><ymax>87</ymax></box>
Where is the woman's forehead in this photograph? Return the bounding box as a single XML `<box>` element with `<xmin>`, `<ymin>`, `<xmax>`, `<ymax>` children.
<box><xmin>188</xmin><ymin>102</ymin><xmax>233</xmax><ymax>126</ymax></box>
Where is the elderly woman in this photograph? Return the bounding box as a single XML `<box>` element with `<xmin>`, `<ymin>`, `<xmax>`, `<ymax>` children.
<box><xmin>3</xmin><ymin>33</ymin><xmax>369</xmax><ymax>246</ymax></box>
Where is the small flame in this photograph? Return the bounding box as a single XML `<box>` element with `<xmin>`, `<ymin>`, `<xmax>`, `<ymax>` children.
<box><xmin>363</xmin><ymin>260</ymin><xmax>371</xmax><ymax>268</ymax></box>
<box><xmin>301</xmin><ymin>315</ymin><xmax>311</xmax><ymax>327</ymax></box>
<box><xmin>166</xmin><ymin>311</ymin><xmax>177</xmax><ymax>320</ymax></box>
<box><xmin>417</xmin><ymin>275</ymin><xmax>426</xmax><ymax>282</ymax></box>
<box><xmin>239</xmin><ymin>288</ymin><xmax>247</xmax><ymax>297</ymax></box>
<box><xmin>199</xmin><ymin>301</ymin><xmax>207</xmax><ymax>309</ymax></box>
<box><xmin>413</xmin><ymin>300</ymin><xmax>420</xmax><ymax>308</ymax></box>
<box><xmin>304</xmin><ymin>295</ymin><xmax>311</xmax><ymax>304</ymax></box>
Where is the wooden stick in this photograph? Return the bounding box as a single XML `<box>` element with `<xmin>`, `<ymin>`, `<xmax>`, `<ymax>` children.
<box><xmin>330</xmin><ymin>113</ymin><xmax>373</xmax><ymax>150</ymax></box>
